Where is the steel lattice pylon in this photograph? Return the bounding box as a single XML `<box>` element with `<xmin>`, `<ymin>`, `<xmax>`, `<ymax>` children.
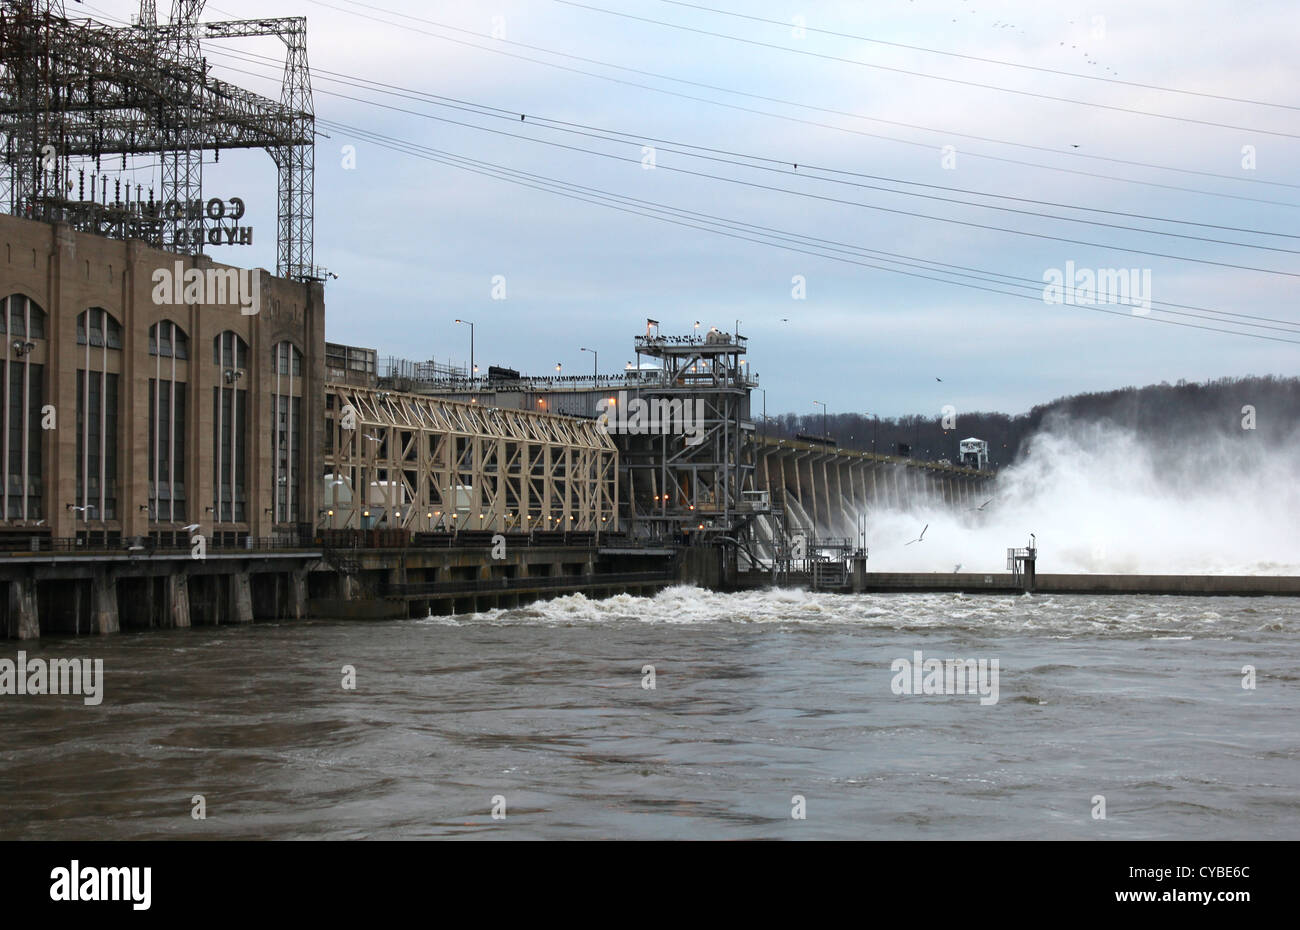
<box><xmin>0</xmin><ymin>0</ymin><xmax>316</xmax><ymax>278</ymax></box>
<box><xmin>160</xmin><ymin>1</ymin><xmax>205</xmax><ymax>257</ymax></box>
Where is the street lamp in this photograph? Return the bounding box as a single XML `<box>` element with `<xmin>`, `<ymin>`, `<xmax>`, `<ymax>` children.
<box><xmin>813</xmin><ymin>400</ymin><xmax>826</xmax><ymax>439</ymax></box>
<box><xmin>555</xmin><ymin>361</ymin><xmax>562</xmax><ymax>375</ymax></box>
<box><xmin>454</xmin><ymin>319</ymin><xmax>474</xmax><ymax>380</ymax></box>
<box><xmin>580</xmin><ymin>346</ymin><xmax>597</xmax><ymax>377</ymax></box>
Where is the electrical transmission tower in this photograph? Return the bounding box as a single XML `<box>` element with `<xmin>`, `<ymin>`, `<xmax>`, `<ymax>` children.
<box><xmin>0</xmin><ymin>0</ymin><xmax>316</xmax><ymax>279</ymax></box>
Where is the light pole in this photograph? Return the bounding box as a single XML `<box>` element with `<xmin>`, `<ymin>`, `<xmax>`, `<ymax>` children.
<box><xmin>813</xmin><ymin>400</ymin><xmax>826</xmax><ymax>439</ymax></box>
<box><xmin>754</xmin><ymin>387</ymin><xmax>767</xmax><ymax>441</ymax></box>
<box><xmin>454</xmin><ymin>318</ymin><xmax>474</xmax><ymax>381</ymax></box>
<box><xmin>580</xmin><ymin>346</ymin><xmax>597</xmax><ymax>378</ymax></box>
<box><xmin>866</xmin><ymin>413</ymin><xmax>879</xmax><ymax>454</ymax></box>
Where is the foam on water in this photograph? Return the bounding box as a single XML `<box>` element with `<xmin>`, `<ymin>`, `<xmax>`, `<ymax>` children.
<box><xmin>457</xmin><ymin>584</ymin><xmax>1298</xmax><ymax>640</ymax></box>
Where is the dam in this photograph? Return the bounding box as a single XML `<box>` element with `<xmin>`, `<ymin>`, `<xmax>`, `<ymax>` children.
<box><xmin>1</xmin><ymin>2</ymin><xmax>1293</xmax><ymax>643</ymax></box>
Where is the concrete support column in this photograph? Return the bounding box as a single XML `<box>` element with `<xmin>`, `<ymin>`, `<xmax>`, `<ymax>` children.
<box><xmin>91</xmin><ymin>572</ymin><xmax>120</xmax><ymax>634</ymax></box>
<box><xmin>286</xmin><ymin>570</ymin><xmax>308</xmax><ymax>620</ymax></box>
<box><xmin>165</xmin><ymin>574</ymin><xmax>192</xmax><ymax>628</ymax></box>
<box><xmin>7</xmin><ymin>578</ymin><xmax>40</xmax><ymax>640</ymax></box>
<box><xmin>229</xmin><ymin>573</ymin><xmax>254</xmax><ymax>624</ymax></box>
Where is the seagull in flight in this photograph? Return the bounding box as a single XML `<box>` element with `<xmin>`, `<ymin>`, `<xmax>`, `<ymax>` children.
<box><xmin>969</xmin><ymin>498</ymin><xmax>994</xmax><ymax>511</ymax></box>
<box><xmin>182</xmin><ymin>523</ymin><xmax>201</xmax><ymax>533</ymax></box>
<box><xmin>364</xmin><ymin>433</ymin><xmax>382</xmax><ymax>442</ymax></box>
<box><xmin>905</xmin><ymin>523</ymin><xmax>929</xmax><ymax>546</ymax></box>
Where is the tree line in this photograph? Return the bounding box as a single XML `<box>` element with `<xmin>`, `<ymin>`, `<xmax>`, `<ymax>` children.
<box><xmin>764</xmin><ymin>375</ymin><xmax>1300</xmax><ymax>469</ymax></box>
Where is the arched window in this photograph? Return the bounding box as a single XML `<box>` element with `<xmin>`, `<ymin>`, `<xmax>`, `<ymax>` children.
<box><xmin>148</xmin><ymin>321</ymin><xmax>188</xmax><ymax>522</ymax></box>
<box><xmin>212</xmin><ymin>331</ymin><xmax>249</xmax><ymax>522</ymax></box>
<box><xmin>273</xmin><ymin>341</ymin><xmax>302</xmax><ymax>376</ymax></box>
<box><xmin>149</xmin><ymin>320</ymin><xmax>189</xmax><ymax>359</ymax></box>
<box><xmin>76</xmin><ymin>308</ymin><xmax>122</xmax><ymax>349</ymax></box>
<box><xmin>212</xmin><ymin>330</ymin><xmax>248</xmax><ymax>369</ymax></box>
<box><xmin>271</xmin><ymin>341</ymin><xmax>304</xmax><ymax>523</ymax></box>
<box><xmin>1</xmin><ymin>295</ymin><xmax>46</xmax><ymax>521</ymax></box>
<box><xmin>75</xmin><ymin>309</ymin><xmax>121</xmax><ymax>522</ymax></box>
<box><xmin>1</xmin><ymin>294</ymin><xmax>46</xmax><ymax>340</ymax></box>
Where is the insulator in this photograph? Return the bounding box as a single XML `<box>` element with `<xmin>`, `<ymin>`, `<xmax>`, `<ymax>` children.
<box><xmin>78</xmin><ymin>169</ymin><xmax>84</xmax><ymax>201</ymax></box>
<box><xmin>114</xmin><ymin>178</ymin><xmax>120</xmax><ymax>202</ymax></box>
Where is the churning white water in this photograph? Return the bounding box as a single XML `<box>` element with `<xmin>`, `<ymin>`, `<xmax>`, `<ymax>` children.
<box><xmin>860</xmin><ymin>420</ymin><xmax>1300</xmax><ymax>575</ymax></box>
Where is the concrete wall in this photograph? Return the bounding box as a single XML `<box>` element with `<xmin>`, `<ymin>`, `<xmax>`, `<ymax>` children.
<box><xmin>754</xmin><ymin>439</ymin><xmax>994</xmax><ymax>536</ymax></box>
<box><xmin>0</xmin><ymin>213</ymin><xmax>325</xmax><ymax>541</ymax></box>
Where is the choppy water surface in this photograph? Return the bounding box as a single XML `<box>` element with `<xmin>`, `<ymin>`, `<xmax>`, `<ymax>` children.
<box><xmin>1</xmin><ymin>586</ymin><xmax>1297</xmax><ymax>840</ymax></box>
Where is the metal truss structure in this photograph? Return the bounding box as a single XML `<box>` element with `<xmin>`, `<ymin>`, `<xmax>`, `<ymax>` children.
<box><xmin>322</xmin><ymin>385</ymin><xmax>619</xmax><ymax>533</ymax></box>
<box><xmin>621</xmin><ymin>328</ymin><xmax>759</xmax><ymax>541</ymax></box>
<box><xmin>0</xmin><ymin>0</ymin><xmax>315</xmax><ymax>279</ymax></box>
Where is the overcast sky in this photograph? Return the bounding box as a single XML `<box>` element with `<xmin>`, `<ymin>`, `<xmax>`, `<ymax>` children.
<box><xmin>84</xmin><ymin>0</ymin><xmax>1300</xmax><ymax>417</ymax></box>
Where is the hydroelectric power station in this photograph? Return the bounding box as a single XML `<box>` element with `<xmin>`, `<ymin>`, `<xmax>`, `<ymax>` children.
<box><xmin>5</xmin><ymin>2</ymin><xmax>1292</xmax><ymax>640</ymax></box>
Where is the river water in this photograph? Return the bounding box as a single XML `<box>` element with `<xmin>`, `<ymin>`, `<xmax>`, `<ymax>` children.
<box><xmin>1</xmin><ymin>585</ymin><xmax>1296</xmax><ymax>840</ymax></box>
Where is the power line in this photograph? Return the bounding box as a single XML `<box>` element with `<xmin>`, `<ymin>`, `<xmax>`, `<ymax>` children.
<box><xmin>208</xmin><ymin>44</ymin><xmax>1300</xmax><ymax>243</ymax></box>
<box><xmin>277</xmin><ymin>76</ymin><xmax>1300</xmax><ymax>278</ymax></box>
<box><xmin>314</xmin><ymin>116</ymin><xmax>1300</xmax><ymax>344</ymax></box>
<box><xmin>73</xmin><ymin>2</ymin><xmax>1300</xmax><ymax>339</ymax></box>
<box><xmin>553</xmin><ymin>0</ymin><xmax>1300</xmax><ymax>140</ymax></box>
<box><xmin>309</xmin><ymin>0</ymin><xmax>1300</xmax><ymax>207</ymax></box>
<box><xmin>657</xmin><ymin>0</ymin><xmax>1300</xmax><ymax>111</ymax></box>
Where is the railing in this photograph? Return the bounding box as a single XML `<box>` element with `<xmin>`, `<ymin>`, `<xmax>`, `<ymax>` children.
<box><xmin>381</xmin><ymin>371</ymin><xmax>672</xmax><ymax>392</ymax></box>
<box><xmin>321</xmin><ymin>530</ymin><xmax>661</xmax><ymax>552</ymax></box>
<box><xmin>0</xmin><ymin>536</ymin><xmax>321</xmax><ymax>555</ymax></box>
<box><xmin>377</xmin><ymin>569</ymin><xmax>679</xmax><ymax>599</ymax></box>
<box><xmin>0</xmin><ymin>531</ymin><xmax>673</xmax><ymax>556</ymax></box>
<box><xmin>635</xmin><ymin>334</ymin><xmax>747</xmax><ymax>349</ymax></box>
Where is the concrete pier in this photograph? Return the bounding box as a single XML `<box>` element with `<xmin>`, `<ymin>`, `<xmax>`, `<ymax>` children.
<box><xmin>6</xmin><ymin>578</ymin><xmax>40</xmax><ymax>640</ymax></box>
<box><xmin>91</xmin><ymin>572</ymin><xmax>120</xmax><ymax>634</ymax></box>
<box><xmin>166</xmin><ymin>575</ymin><xmax>192</xmax><ymax>629</ymax></box>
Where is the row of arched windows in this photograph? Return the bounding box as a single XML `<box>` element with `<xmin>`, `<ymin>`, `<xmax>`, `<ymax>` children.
<box><xmin>1</xmin><ymin>292</ymin><xmax>305</xmax><ymax>526</ymax></box>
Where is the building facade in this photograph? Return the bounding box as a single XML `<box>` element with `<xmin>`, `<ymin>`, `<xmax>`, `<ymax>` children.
<box><xmin>0</xmin><ymin>213</ymin><xmax>325</xmax><ymax>547</ymax></box>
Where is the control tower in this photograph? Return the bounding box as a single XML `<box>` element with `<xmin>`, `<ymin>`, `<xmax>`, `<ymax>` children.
<box><xmin>621</xmin><ymin>324</ymin><xmax>757</xmax><ymax>541</ymax></box>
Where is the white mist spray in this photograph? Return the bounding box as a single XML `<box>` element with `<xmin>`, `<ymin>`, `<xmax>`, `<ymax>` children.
<box><xmin>861</xmin><ymin>419</ymin><xmax>1300</xmax><ymax>575</ymax></box>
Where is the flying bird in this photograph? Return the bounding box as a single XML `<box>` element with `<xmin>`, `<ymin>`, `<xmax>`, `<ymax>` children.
<box><xmin>969</xmin><ymin>498</ymin><xmax>994</xmax><ymax>511</ymax></box>
<box><xmin>954</xmin><ymin>563</ymin><xmax>962</xmax><ymax>573</ymax></box>
<box><xmin>182</xmin><ymin>523</ymin><xmax>201</xmax><ymax>532</ymax></box>
<box><xmin>905</xmin><ymin>524</ymin><xmax>929</xmax><ymax>546</ymax></box>
<box><xmin>935</xmin><ymin>377</ymin><xmax>942</xmax><ymax>382</ymax></box>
